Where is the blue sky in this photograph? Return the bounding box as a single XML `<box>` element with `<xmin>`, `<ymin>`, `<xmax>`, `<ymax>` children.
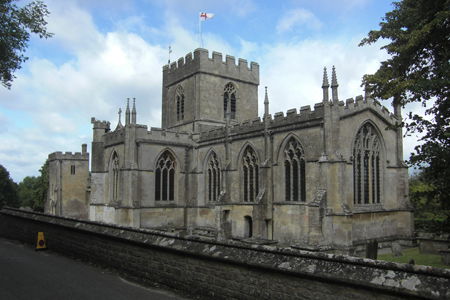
<box><xmin>0</xmin><ymin>0</ymin><xmax>421</xmax><ymax>182</ymax></box>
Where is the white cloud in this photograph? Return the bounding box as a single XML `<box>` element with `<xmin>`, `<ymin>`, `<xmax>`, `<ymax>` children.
<box><xmin>257</xmin><ymin>37</ymin><xmax>388</xmax><ymax>114</ymax></box>
<box><xmin>276</xmin><ymin>8</ymin><xmax>322</xmax><ymax>33</ymax></box>
<box><xmin>1</xmin><ymin>0</ymin><xmax>420</xmax><ymax>182</ymax></box>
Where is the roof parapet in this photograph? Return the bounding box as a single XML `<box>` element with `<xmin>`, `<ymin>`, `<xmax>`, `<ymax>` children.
<box><xmin>48</xmin><ymin>151</ymin><xmax>89</xmax><ymax>161</ymax></box>
<box><xmin>163</xmin><ymin>48</ymin><xmax>259</xmax><ymax>86</ymax></box>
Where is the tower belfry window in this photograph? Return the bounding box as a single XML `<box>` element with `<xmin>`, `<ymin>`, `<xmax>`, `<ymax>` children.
<box><xmin>353</xmin><ymin>123</ymin><xmax>381</xmax><ymax>205</ymax></box>
<box><xmin>224</xmin><ymin>83</ymin><xmax>237</xmax><ymax>119</ymax></box>
<box><xmin>242</xmin><ymin>146</ymin><xmax>259</xmax><ymax>202</ymax></box>
<box><xmin>175</xmin><ymin>86</ymin><xmax>185</xmax><ymax>121</ymax></box>
<box><xmin>155</xmin><ymin>151</ymin><xmax>176</xmax><ymax>201</ymax></box>
<box><xmin>284</xmin><ymin>138</ymin><xmax>306</xmax><ymax>201</ymax></box>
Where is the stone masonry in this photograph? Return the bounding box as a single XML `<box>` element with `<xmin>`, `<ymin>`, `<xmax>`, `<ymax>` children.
<box><xmin>46</xmin><ymin>48</ymin><xmax>414</xmax><ymax>255</ymax></box>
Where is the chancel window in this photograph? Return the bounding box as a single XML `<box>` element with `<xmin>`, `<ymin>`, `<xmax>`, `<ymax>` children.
<box><xmin>242</xmin><ymin>146</ymin><xmax>259</xmax><ymax>202</ymax></box>
<box><xmin>284</xmin><ymin>138</ymin><xmax>306</xmax><ymax>201</ymax></box>
<box><xmin>176</xmin><ymin>86</ymin><xmax>185</xmax><ymax>121</ymax></box>
<box><xmin>353</xmin><ymin>123</ymin><xmax>381</xmax><ymax>205</ymax></box>
<box><xmin>207</xmin><ymin>153</ymin><xmax>221</xmax><ymax>202</ymax></box>
<box><xmin>111</xmin><ymin>152</ymin><xmax>119</xmax><ymax>202</ymax></box>
<box><xmin>223</xmin><ymin>83</ymin><xmax>237</xmax><ymax>119</ymax></box>
<box><xmin>155</xmin><ymin>151</ymin><xmax>175</xmax><ymax>201</ymax></box>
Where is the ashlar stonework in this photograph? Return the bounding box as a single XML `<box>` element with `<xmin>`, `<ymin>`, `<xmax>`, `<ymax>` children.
<box><xmin>45</xmin><ymin>48</ymin><xmax>414</xmax><ymax>255</ymax></box>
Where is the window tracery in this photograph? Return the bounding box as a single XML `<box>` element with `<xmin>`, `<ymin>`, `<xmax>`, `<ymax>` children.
<box><xmin>207</xmin><ymin>152</ymin><xmax>221</xmax><ymax>202</ymax></box>
<box><xmin>155</xmin><ymin>151</ymin><xmax>175</xmax><ymax>201</ymax></box>
<box><xmin>284</xmin><ymin>138</ymin><xmax>306</xmax><ymax>201</ymax></box>
<box><xmin>223</xmin><ymin>83</ymin><xmax>236</xmax><ymax>119</ymax></box>
<box><xmin>353</xmin><ymin>123</ymin><xmax>381</xmax><ymax>205</ymax></box>
<box><xmin>242</xmin><ymin>146</ymin><xmax>259</xmax><ymax>202</ymax></box>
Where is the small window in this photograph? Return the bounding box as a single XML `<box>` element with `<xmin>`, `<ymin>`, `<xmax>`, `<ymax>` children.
<box><xmin>176</xmin><ymin>86</ymin><xmax>185</xmax><ymax>121</ymax></box>
<box><xmin>70</xmin><ymin>165</ymin><xmax>75</xmax><ymax>175</ymax></box>
<box><xmin>224</xmin><ymin>83</ymin><xmax>237</xmax><ymax>119</ymax></box>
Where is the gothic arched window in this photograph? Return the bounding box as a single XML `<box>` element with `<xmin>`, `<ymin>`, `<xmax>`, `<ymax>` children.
<box><xmin>110</xmin><ymin>152</ymin><xmax>119</xmax><ymax>202</ymax></box>
<box><xmin>207</xmin><ymin>152</ymin><xmax>221</xmax><ymax>202</ymax></box>
<box><xmin>155</xmin><ymin>151</ymin><xmax>176</xmax><ymax>201</ymax></box>
<box><xmin>176</xmin><ymin>86</ymin><xmax>185</xmax><ymax>121</ymax></box>
<box><xmin>223</xmin><ymin>83</ymin><xmax>236</xmax><ymax>119</ymax></box>
<box><xmin>284</xmin><ymin>138</ymin><xmax>306</xmax><ymax>201</ymax></box>
<box><xmin>353</xmin><ymin>123</ymin><xmax>381</xmax><ymax>205</ymax></box>
<box><xmin>242</xmin><ymin>146</ymin><xmax>259</xmax><ymax>202</ymax></box>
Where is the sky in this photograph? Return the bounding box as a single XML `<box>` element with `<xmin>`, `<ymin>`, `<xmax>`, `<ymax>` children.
<box><xmin>0</xmin><ymin>0</ymin><xmax>422</xmax><ymax>182</ymax></box>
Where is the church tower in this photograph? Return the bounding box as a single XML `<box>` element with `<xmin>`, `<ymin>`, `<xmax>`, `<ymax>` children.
<box><xmin>162</xmin><ymin>48</ymin><xmax>260</xmax><ymax>133</ymax></box>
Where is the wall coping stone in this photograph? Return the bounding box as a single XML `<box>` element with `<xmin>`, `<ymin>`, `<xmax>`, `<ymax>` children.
<box><xmin>1</xmin><ymin>208</ymin><xmax>449</xmax><ymax>299</ymax></box>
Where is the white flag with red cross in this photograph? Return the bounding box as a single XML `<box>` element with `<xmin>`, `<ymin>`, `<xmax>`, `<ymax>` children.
<box><xmin>199</xmin><ymin>12</ymin><xmax>214</xmax><ymax>21</ymax></box>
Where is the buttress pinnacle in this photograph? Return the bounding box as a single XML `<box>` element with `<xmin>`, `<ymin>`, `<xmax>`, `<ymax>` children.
<box><xmin>331</xmin><ymin>66</ymin><xmax>339</xmax><ymax>102</ymax></box>
<box><xmin>131</xmin><ymin>98</ymin><xmax>136</xmax><ymax>124</ymax></box>
<box><xmin>322</xmin><ymin>67</ymin><xmax>329</xmax><ymax>102</ymax></box>
<box><xmin>125</xmin><ymin>98</ymin><xmax>130</xmax><ymax>125</ymax></box>
<box><xmin>264</xmin><ymin>86</ymin><xmax>270</xmax><ymax>117</ymax></box>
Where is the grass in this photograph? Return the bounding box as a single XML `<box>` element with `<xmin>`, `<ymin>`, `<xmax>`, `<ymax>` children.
<box><xmin>378</xmin><ymin>247</ymin><xmax>449</xmax><ymax>269</ymax></box>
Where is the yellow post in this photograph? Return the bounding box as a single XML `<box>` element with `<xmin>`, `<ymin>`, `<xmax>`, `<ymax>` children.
<box><xmin>36</xmin><ymin>232</ymin><xmax>47</xmax><ymax>250</ymax></box>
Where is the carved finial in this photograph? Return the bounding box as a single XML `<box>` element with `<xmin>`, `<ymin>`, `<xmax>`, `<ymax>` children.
<box><xmin>322</xmin><ymin>67</ymin><xmax>329</xmax><ymax>88</ymax></box>
<box><xmin>115</xmin><ymin>107</ymin><xmax>123</xmax><ymax>130</ymax></box>
<box><xmin>331</xmin><ymin>66</ymin><xmax>338</xmax><ymax>87</ymax></box>
<box><xmin>125</xmin><ymin>98</ymin><xmax>130</xmax><ymax>125</ymax></box>
<box><xmin>331</xmin><ymin>66</ymin><xmax>339</xmax><ymax>102</ymax></box>
<box><xmin>322</xmin><ymin>67</ymin><xmax>329</xmax><ymax>102</ymax></box>
<box><xmin>131</xmin><ymin>97</ymin><xmax>136</xmax><ymax>124</ymax></box>
<box><xmin>264</xmin><ymin>86</ymin><xmax>270</xmax><ymax>117</ymax></box>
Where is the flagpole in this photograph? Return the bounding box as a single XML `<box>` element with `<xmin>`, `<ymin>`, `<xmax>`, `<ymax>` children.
<box><xmin>198</xmin><ymin>12</ymin><xmax>201</xmax><ymax>48</ymax></box>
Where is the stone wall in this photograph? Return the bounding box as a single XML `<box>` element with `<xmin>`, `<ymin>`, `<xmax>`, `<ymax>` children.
<box><xmin>1</xmin><ymin>208</ymin><xmax>448</xmax><ymax>300</ymax></box>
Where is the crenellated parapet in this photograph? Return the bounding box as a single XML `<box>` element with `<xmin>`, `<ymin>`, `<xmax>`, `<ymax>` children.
<box><xmin>163</xmin><ymin>48</ymin><xmax>259</xmax><ymax>87</ymax></box>
<box><xmin>270</xmin><ymin>103</ymin><xmax>325</xmax><ymax>127</ymax></box>
<box><xmin>199</xmin><ymin>102</ymin><xmax>327</xmax><ymax>142</ymax></box>
<box><xmin>338</xmin><ymin>95</ymin><xmax>397</xmax><ymax>123</ymax></box>
<box><xmin>132</xmin><ymin>127</ymin><xmax>195</xmax><ymax>146</ymax></box>
<box><xmin>91</xmin><ymin>117</ymin><xmax>110</xmax><ymax>130</ymax></box>
<box><xmin>48</xmin><ymin>151</ymin><xmax>89</xmax><ymax>161</ymax></box>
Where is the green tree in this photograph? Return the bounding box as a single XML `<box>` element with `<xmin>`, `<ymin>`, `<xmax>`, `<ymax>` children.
<box><xmin>0</xmin><ymin>0</ymin><xmax>53</xmax><ymax>88</ymax></box>
<box><xmin>17</xmin><ymin>175</ymin><xmax>40</xmax><ymax>208</ymax></box>
<box><xmin>17</xmin><ymin>159</ymin><xmax>48</xmax><ymax>211</ymax></box>
<box><xmin>35</xmin><ymin>159</ymin><xmax>48</xmax><ymax>211</ymax></box>
<box><xmin>409</xmin><ymin>173</ymin><xmax>449</xmax><ymax>233</ymax></box>
<box><xmin>0</xmin><ymin>164</ymin><xmax>19</xmax><ymax>208</ymax></box>
<box><xmin>360</xmin><ymin>0</ymin><xmax>450</xmax><ymax>220</ymax></box>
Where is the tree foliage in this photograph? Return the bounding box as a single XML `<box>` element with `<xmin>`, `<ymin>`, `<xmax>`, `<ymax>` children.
<box><xmin>18</xmin><ymin>159</ymin><xmax>48</xmax><ymax>211</ymax></box>
<box><xmin>0</xmin><ymin>164</ymin><xmax>19</xmax><ymax>208</ymax></box>
<box><xmin>0</xmin><ymin>0</ymin><xmax>52</xmax><ymax>88</ymax></box>
<box><xmin>409</xmin><ymin>173</ymin><xmax>450</xmax><ymax>233</ymax></box>
<box><xmin>360</xmin><ymin>0</ymin><xmax>450</xmax><ymax>213</ymax></box>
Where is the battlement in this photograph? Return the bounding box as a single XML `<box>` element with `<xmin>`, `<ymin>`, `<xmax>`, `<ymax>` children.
<box><xmin>270</xmin><ymin>102</ymin><xmax>325</xmax><ymax>126</ymax></box>
<box><xmin>340</xmin><ymin>95</ymin><xmax>397</xmax><ymax>122</ymax></box>
<box><xmin>91</xmin><ymin>117</ymin><xmax>110</xmax><ymax>130</ymax></box>
<box><xmin>163</xmin><ymin>48</ymin><xmax>259</xmax><ymax>87</ymax></box>
<box><xmin>199</xmin><ymin>102</ymin><xmax>327</xmax><ymax>141</ymax></box>
<box><xmin>49</xmin><ymin>151</ymin><xmax>89</xmax><ymax>161</ymax></box>
<box><xmin>142</xmin><ymin>127</ymin><xmax>193</xmax><ymax>142</ymax></box>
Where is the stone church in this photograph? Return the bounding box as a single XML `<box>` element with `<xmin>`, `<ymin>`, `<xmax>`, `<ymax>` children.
<box><xmin>46</xmin><ymin>48</ymin><xmax>414</xmax><ymax>254</ymax></box>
